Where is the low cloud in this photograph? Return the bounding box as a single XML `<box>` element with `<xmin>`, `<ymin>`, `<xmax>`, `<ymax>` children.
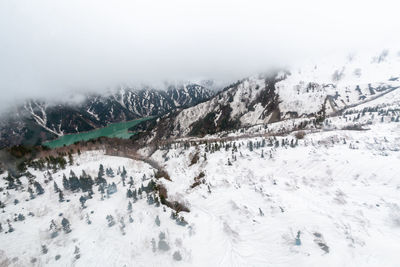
<box><xmin>0</xmin><ymin>0</ymin><xmax>399</xmax><ymax>109</ymax></box>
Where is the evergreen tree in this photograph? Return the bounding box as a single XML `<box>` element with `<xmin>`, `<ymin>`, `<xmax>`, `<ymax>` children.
<box><xmin>58</xmin><ymin>190</ymin><xmax>64</xmax><ymax>202</ymax></box>
<box><xmin>128</xmin><ymin>176</ymin><xmax>134</xmax><ymax>187</ymax></box>
<box><xmin>98</xmin><ymin>183</ymin><xmax>105</xmax><ymax>195</ymax></box>
<box><xmin>28</xmin><ymin>187</ymin><xmax>35</xmax><ymax>199</ymax></box>
<box><xmin>85</xmin><ymin>213</ymin><xmax>92</xmax><ymax>225</ymax></box>
<box><xmin>7</xmin><ymin>221</ymin><xmax>14</xmax><ymax>233</ymax></box>
<box><xmin>96</xmin><ymin>164</ymin><xmax>106</xmax><ymax>185</ymax></box>
<box><xmin>79</xmin><ymin>195</ymin><xmax>87</xmax><ymax>208</ymax></box>
<box><xmin>106</xmin><ymin>168</ymin><xmax>115</xmax><ymax>178</ymax></box>
<box><xmin>138</xmin><ymin>187</ymin><xmax>142</xmax><ymax>198</ymax></box>
<box><xmin>132</xmin><ymin>189</ymin><xmax>138</xmax><ymax>201</ymax></box>
<box><xmin>62</xmin><ymin>174</ymin><xmax>70</xmax><ymax>190</ymax></box>
<box><xmin>155</xmin><ymin>215</ymin><xmax>160</xmax><ymax>226</ymax></box>
<box><xmin>54</xmin><ymin>181</ymin><xmax>60</xmax><ymax>193</ymax></box>
<box><xmin>79</xmin><ymin>171</ymin><xmax>94</xmax><ymax>192</ymax></box>
<box><xmin>121</xmin><ymin>166</ymin><xmax>127</xmax><ymax>179</ymax></box>
<box><xmin>106</xmin><ymin>215</ymin><xmax>115</xmax><ymax>227</ymax></box>
<box><xmin>61</xmin><ymin>218</ymin><xmax>71</xmax><ymax>233</ymax></box>
<box><xmin>74</xmin><ymin>246</ymin><xmax>80</xmax><ymax>259</ymax></box>
<box><xmin>50</xmin><ymin>219</ymin><xmax>57</xmax><ymax>231</ymax></box>
<box><xmin>68</xmin><ymin>152</ymin><xmax>73</xmax><ymax>166</ymax></box>
<box><xmin>147</xmin><ymin>194</ymin><xmax>154</xmax><ymax>205</ymax></box>
<box><xmin>248</xmin><ymin>141</ymin><xmax>253</xmax><ymax>151</ymax></box>
<box><xmin>34</xmin><ymin>181</ymin><xmax>44</xmax><ymax>195</ymax></box>
<box><xmin>41</xmin><ymin>245</ymin><xmax>48</xmax><ymax>254</ymax></box>
<box><xmin>69</xmin><ymin>171</ymin><xmax>80</xmax><ymax>192</ymax></box>
<box><xmin>107</xmin><ymin>182</ymin><xmax>117</xmax><ymax>196</ymax></box>
<box><xmin>17</xmin><ymin>213</ymin><xmax>25</xmax><ymax>221</ymax></box>
<box><xmin>147</xmin><ymin>180</ymin><xmax>157</xmax><ymax>192</ymax></box>
<box><xmin>127</xmin><ymin>201</ymin><xmax>132</xmax><ymax>213</ymax></box>
<box><xmin>127</xmin><ymin>189</ymin><xmax>133</xmax><ymax>198</ymax></box>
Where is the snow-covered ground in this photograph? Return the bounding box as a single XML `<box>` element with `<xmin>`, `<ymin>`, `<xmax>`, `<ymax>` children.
<box><xmin>1</xmin><ymin>50</ymin><xmax>400</xmax><ymax>266</ymax></box>
<box><xmin>2</xmin><ymin>116</ymin><xmax>399</xmax><ymax>266</ymax></box>
<box><xmin>151</xmin><ymin>122</ymin><xmax>400</xmax><ymax>267</ymax></box>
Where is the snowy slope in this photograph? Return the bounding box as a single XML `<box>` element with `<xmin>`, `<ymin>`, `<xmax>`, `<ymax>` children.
<box><xmin>276</xmin><ymin>49</ymin><xmax>400</xmax><ymax>116</ymax></box>
<box><xmin>144</xmin><ymin>49</ymin><xmax>400</xmax><ymax>141</ymax></box>
<box><xmin>1</xmin><ymin>85</ymin><xmax>400</xmax><ymax>266</ymax></box>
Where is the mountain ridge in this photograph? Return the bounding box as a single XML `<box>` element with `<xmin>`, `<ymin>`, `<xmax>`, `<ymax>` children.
<box><xmin>0</xmin><ymin>84</ymin><xmax>213</xmax><ymax>148</ymax></box>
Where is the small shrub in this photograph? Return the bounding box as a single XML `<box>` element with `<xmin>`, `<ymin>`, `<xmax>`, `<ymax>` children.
<box><xmin>295</xmin><ymin>131</ymin><xmax>306</xmax><ymax>139</ymax></box>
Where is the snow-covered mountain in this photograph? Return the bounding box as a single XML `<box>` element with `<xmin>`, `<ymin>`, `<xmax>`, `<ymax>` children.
<box><xmin>140</xmin><ymin>49</ymin><xmax>400</xmax><ymax>142</ymax></box>
<box><xmin>0</xmin><ymin>84</ymin><xmax>213</xmax><ymax>148</ymax></box>
<box><xmin>1</xmin><ymin>49</ymin><xmax>400</xmax><ymax>266</ymax></box>
<box><xmin>1</xmin><ymin>81</ymin><xmax>400</xmax><ymax>266</ymax></box>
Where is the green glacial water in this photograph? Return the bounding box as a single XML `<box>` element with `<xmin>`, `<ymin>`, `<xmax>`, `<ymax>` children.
<box><xmin>43</xmin><ymin>117</ymin><xmax>152</xmax><ymax>149</ymax></box>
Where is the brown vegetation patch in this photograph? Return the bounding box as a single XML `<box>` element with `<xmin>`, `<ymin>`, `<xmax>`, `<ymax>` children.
<box><xmin>190</xmin><ymin>171</ymin><xmax>205</xmax><ymax>189</ymax></box>
<box><xmin>154</xmin><ymin>170</ymin><xmax>171</xmax><ymax>181</ymax></box>
<box><xmin>295</xmin><ymin>131</ymin><xmax>306</xmax><ymax>139</ymax></box>
<box><xmin>158</xmin><ymin>184</ymin><xmax>190</xmax><ymax>213</ymax></box>
<box><xmin>189</xmin><ymin>152</ymin><xmax>199</xmax><ymax>166</ymax></box>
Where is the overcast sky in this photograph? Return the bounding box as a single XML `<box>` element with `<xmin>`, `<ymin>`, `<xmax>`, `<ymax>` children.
<box><xmin>0</xmin><ymin>0</ymin><xmax>399</xmax><ymax>108</ymax></box>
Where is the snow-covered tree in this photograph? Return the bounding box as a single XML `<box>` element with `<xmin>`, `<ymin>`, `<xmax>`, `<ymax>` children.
<box><xmin>61</xmin><ymin>218</ymin><xmax>71</xmax><ymax>233</ymax></box>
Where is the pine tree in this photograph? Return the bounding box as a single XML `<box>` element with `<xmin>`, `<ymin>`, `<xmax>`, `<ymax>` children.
<box><xmin>7</xmin><ymin>221</ymin><xmax>14</xmax><ymax>233</ymax></box>
<box><xmin>147</xmin><ymin>180</ymin><xmax>157</xmax><ymax>192</ymax></box>
<box><xmin>132</xmin><ymin>189</ymin><xmax>138</xmax><ymax>201</ymax></box>
<box><xmin>121</xmin><ymin>166</ymin><xmax>127</xmax><ymax>179</ymax></box>
<box><xmin>106</xmin><ymin>215</ymin><xmax>115</xmax><ymax>227</ymax></box>
<box><xmin>34</xmin><ymin>181</ymin><xmax>44</xmax><ymax>195</ymax></box>
<box><xmin>85</xmin><ymin>214</ymin><xmax>92</xmax><ymax>225</ymax></box>
<box><xmin>128</xmin><ymin>176</ymin><xmax>134</xmax><ymax>187</ymax></box>
<box><xmin>98</xmin><ymin>183</ymin><xmax>105</xmax><ymax>195</ymax></box>
<box><xmin>127</xmin><ymin>189</ymin><xmax>133</xmax><ymax>198</ymax></box>
<box><xmin>62</xmin><ymin>174</ymin><xmax>70</xmax><ymax>190</ymax></box>
<box><xmin>54</xmin><ymin>181</ymin><xmax>60</xmax><ymax>193</ymax></box>
<box><xmin>155</xmin><ymin>215</ymin><xmax>160</xmax><ymax>226</ymax></box>
<box><xmin>69</xmin><ymin>171</ymin><xmax>80</xmax><ymax>192</ymax></box>
<box><xmin>41</xmin><ymin>245</ymin><xmax>48</xmax><ymax>254</ymax></box>
<box><xmin>127</xmin><ymin>201</ymin><xmax>132</xmax><ymax>213</ymax></box>
<box><xmin>79</xmin><ymin>195</ymin><xmax>86</xmax><ymax>208</ymax></box>
<box><xmin>138</xmin><ymin>187</ymin><xmax>142</xmax><ymax>198</ymax></box>
<box><xmin>147</xmin><ymin>194</ymin><xmax>154</xmax><ymax>205</ymax></box>
<box><xmin>28</xmin><ymin>187</ymin><xmax>35</xmax><ymax>199</ymax></box>
<box><xmin>107</xmin><ymin>182</ymin><xmax>117</xmax><ymax>196</ymax></box>
<box><xmin>58</xmin><ymin>190</ymin><xmax>64</xmax><ymax>202</ymax></box>
<box><xmin>248</xmin><ymin>141</ymin><xmax>253</xmax><ymax>151</ymax></box>
<box><xmin>17</xmin><ymin>213</ymin><xmax>25</xmax><ymax>221</ymax></box>
<box><xmin>61</xmin><ymin>218</ymin><xmax>71</xmax><ymax>233</ymax></box>
<box><xmin>74</xmin><ymin>246</ymin><xmax>80</xmax><ymax>259</ymax></box>
<box><xmin>96</xmin><ymin>164</ymin><xmax>105</xmax><ymax>185</ymax></box>
<box><xmin>106</xmin><ymin>168</ymin><xmax>115</xmax><ymax>178</ymax></box>
<box><xmin>68</xmin><ymin>152</ymin><xmax>73</xmax><ymax>166</ymax></box>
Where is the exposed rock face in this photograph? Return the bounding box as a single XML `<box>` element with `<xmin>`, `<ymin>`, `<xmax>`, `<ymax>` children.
<box><xmin>0</xmin><ymin>84</ymin><xmax>213</xmax><ymax>148</ymax></box>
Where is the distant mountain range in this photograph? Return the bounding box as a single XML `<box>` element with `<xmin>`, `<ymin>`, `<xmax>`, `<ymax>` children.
<box><xmin>0</xmin><ymin>84</ymin><xmax>213</xmax><ymax>148</ymax></box>
<box><xmin>2</xmin><ymin>49</ymin><xmax>400</xmax><ymax>149</ymax></box>
<box><xmin>134</xmin><ymin>50</ymin><xmax>400</xmax><ymax>142</ymax></box>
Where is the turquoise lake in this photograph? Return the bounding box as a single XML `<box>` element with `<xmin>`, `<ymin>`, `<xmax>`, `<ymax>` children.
<box><xmin>43</xmin><ymin>117</ymin><xmax>152</xmax><ymax>148</ymax></box>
